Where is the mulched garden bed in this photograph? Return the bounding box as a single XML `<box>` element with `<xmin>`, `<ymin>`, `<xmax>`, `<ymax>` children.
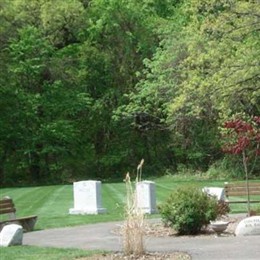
<box><xmin>79</xmin><ymin>251</ymin><xmax>191</xmax><ymax>259</ymax></box>
<box><xmin>79</xmin><ymin>215</ymin><xmax>245</xmax><ymax>259</ymax></box>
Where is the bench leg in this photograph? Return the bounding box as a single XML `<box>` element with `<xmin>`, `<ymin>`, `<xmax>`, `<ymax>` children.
<box><xmin>19</xmin><ymin>218</ymin><xmax>37</xmax><ymax>231</ymax></box>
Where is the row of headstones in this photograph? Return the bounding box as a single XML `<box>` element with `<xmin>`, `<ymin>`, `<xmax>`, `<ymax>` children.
<box><xmin>68</xmin><ymin>180</ymin><xmax>260</xmax><ymax>237</ymax></box>
<box><xmin>1</xmin><ymin>181</ymin><xmax>259</xmax><ymax>247</ymax></box>
<box><xmin>68</xmin><ymin>181</ymin><xmax>228</xmax><ymax>215</ymax></box>
<box><xmin>69</xmin><ymin>180</ymin><xmax>157</xmax><ymax>215</ymax></box>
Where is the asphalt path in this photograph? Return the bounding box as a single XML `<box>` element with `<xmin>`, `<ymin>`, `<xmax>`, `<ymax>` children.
<box><xmin>23</xmin><ymin>219</ymin><xmax>260</xmax><ymax>260</ymax></box>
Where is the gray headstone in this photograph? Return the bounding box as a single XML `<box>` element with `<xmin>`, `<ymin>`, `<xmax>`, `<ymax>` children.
<box><xmin>69</xmin><ymin>180</ymin><xmax>106</xmax><ymax>215</ymax></box>
<box><xmin>235</xmin><ymin>216</ymin><xmax>260</xmax><ymax>236</ymax></box>
<box><xmin>202</xmin><ymin>187</ymin><xmax>225</xmax><ymax>201</ymax></box>
<box><xmin>0</xmin><ymin>224</ymin><xmax>23</xmax><ymax>247</ymax></box>
<box><xmin>136</xmin><ymin>181</ymin><xmax>157</xmax><ymax>214</ymax></box>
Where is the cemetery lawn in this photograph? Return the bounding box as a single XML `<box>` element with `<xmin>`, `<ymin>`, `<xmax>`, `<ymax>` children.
<box><xmin>0</xmin><ymin>245</ymin><xmax>103</xmax><ymax>260</ymax></box>
<box><xmin>0</xmin><ymin>176</ymin><xmax>260</xmax><ymax>230</ymax></box>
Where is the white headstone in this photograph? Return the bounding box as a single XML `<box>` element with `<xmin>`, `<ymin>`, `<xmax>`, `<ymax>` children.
<box><xmin>136</xmin><ymin>181</ymin><xmax>156</xmax><ymax>214</ymax></box>
<box><xmin>202</xmin><ymin>187</ymin><xmax>225</xmax><ymax>201</ymax></box>
<box><xmin>235</xmin><ymin>216</ymin><xmax>260</xmax><ymax>236</ymax></box>
<box><xmin>69</xmin><ymin>180</ymin><xmax>106</xmax><ymax>215</ymax></box>
<box><xmin>0</xmin><ymin>224</ymin><xmax>23</xmax><ymax>247</ymax></box>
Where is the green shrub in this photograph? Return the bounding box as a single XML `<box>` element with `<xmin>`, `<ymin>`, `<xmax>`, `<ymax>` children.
<box><xmin>159</xmin><ymin>186</ymin><xmax>219</xmax><ymax>235</ymax></box>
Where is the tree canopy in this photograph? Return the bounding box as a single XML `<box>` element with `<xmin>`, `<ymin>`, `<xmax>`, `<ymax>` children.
<box><xmin>0</xmin><ymin>0</ymin><xmax>259</xmax><ymax>186</ymax></box>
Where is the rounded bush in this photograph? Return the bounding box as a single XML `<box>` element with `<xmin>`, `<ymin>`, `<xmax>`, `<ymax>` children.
<box><xmin>159</xmin><ymin>186</ymin><xmax>219</xmax><ymax>235</ymax></box>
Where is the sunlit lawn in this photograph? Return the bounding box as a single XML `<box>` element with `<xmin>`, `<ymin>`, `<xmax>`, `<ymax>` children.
<box><xmin>1</xmin><ymin>176</ymin><xmax>259</xmax><ymax>230</ymax></box>
<box><xmin>1</xmin><ymin>176</ymin><xmax>259</xmax><ymax>260</ymax></box>
<box><xmin>0</xmin><ymin>246</ymin><xmax>104</xmax><ymax>260</ymax></box>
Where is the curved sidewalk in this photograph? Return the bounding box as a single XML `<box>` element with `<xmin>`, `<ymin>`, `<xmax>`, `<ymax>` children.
<box><xmin>24</xmin><ymin>220</ymin><xmax>260</xmax><ymax>260</ymax></box>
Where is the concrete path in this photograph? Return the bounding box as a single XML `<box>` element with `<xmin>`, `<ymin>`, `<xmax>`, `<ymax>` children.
<box><xmin>24</xmin><ymin>220</ymin><xmax>260</xmax><ymax>260</ymax></box>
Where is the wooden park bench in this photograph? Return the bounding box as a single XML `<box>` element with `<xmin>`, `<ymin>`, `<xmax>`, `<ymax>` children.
<box><xmin>224</xmin><ymin>182</ymin><xmax>260</xmax><ymax>204</ymax></box>
<box><xmin>0</xmin><ymin>197</ymin><xmax>37</xmax><ymax>232</ymax></box>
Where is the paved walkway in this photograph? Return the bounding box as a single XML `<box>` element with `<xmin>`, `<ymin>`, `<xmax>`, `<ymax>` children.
<box><xmin>24</xmin><ymin>218</ymin><xmax>260</xmax><ymax>260</ymax></box>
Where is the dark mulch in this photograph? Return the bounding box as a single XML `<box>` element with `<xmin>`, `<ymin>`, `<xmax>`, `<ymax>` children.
<box><xmin>78</xmin><ymin>251</ymin><xmax>191</xmax><ymax>259</ymax></box>
<box><xmin>78</xmin><ymin>215</ymin><xmax>244</xmax><ymax>259</ymax></box>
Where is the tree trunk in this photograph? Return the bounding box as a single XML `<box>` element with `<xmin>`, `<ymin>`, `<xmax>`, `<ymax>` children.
<box><xmin>242</xmin><ymin>151</ymin><xmax>251</xmax><ymax>216</ymax></box>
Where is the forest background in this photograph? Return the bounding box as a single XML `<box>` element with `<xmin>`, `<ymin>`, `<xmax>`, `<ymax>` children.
<box><xmin>0</xmin><ymin>0</ymin><xmax>259</xmax><ymax>186</ymax></box>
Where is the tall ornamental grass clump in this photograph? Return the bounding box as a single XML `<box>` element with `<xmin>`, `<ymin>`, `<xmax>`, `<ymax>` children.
<box><xmin>122</xmin><ymin>159</ymin><xmax>146</xmax><ymax>256</ymax></box>
<box><xmin>159</xmin><ymin>186</ymin><xmax>219</xmax><ymax>235</ymax></box>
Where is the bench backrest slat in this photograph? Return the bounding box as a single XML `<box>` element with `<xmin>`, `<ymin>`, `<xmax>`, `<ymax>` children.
<box><xmin>0</xmin><ymin>198</ymin><xmax>13</xmax><ymax>205</ymax></box>
<box><xmin>0</xmin><ymin>208</ymin><xmax>16</xmax><ymax>214</ymax></box>
<box><xmin>225</xmin><ymin>183</ymin><xmax>260</xmax><ymax>188</ymax></box>
<box><xmin>224</xmin><ymin>182</ymin><xmax>260</xmax><ymax>197</ymax></box>
<box><xmin>0</xmin><ymin>198</ymin><xmax>16</xmax><ymax>215</ymax></box>
<box><xmin>226</xmin><ymin>191</ymin><xmax>260</xmax><ymax>196</ymax></box>
<box><xmin>225</xmin><ymin>187</ymin><xmax>260</xmax><ymax>192</ymax></box>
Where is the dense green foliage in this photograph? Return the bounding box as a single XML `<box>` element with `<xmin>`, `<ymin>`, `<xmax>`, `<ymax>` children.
<box><xmin>122</xmin><ymin>0</ymin><xmax>260</xmax><ymax>171</ymax></box>
<box><xmin>159</xmin><ymin>186</ymin><xmax>219</xmax><ymax>235</ymax></box>
<box><xmin>0</xmin><ymin>0</ymin><xmax>259</xmax><ymax>186</ymax></box>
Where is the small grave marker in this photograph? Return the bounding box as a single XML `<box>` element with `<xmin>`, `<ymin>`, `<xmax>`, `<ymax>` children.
<box><xmin>202</xmin><ymin>187</ymin><xmax>225</xmax><ymax>201</ymax></box>
<box><xmin>0</xmin><ymin>224</ymin><xmax>23</xmax><ymax>247</ymax></box>
<box><xmin>136</xmin><ymin>181</ymin><xmax>157</xmax><ymax>214</ymax></box>
<box><xmin>235</xmin><ymin>216</ymin><xmax>260</xmax><ymax>236</ymax></box>
<box><xmin>69</xmin><ymin>180</ymin><xmax>106</xmax><ymax>215</ymax></box>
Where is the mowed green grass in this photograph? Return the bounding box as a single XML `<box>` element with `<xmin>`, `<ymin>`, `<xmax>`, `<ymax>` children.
<box><xmin>0</xmin><ymin>183</ymin><xmax>127</xmax><ymax>230</ymax></box>
<box><xmin>1</xmin><ymin>176</ymin><xmax>260</xmax><ymax>230</ymax></box>
<box><xmin>0</xmin><ymin>177</ymin><xmax>260</xmax><ymax>260</ymax></box>
<box><xmin>0</xmin><ymin>246</ymin><xmax>103</xmax><ymax>260</ymax></box>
